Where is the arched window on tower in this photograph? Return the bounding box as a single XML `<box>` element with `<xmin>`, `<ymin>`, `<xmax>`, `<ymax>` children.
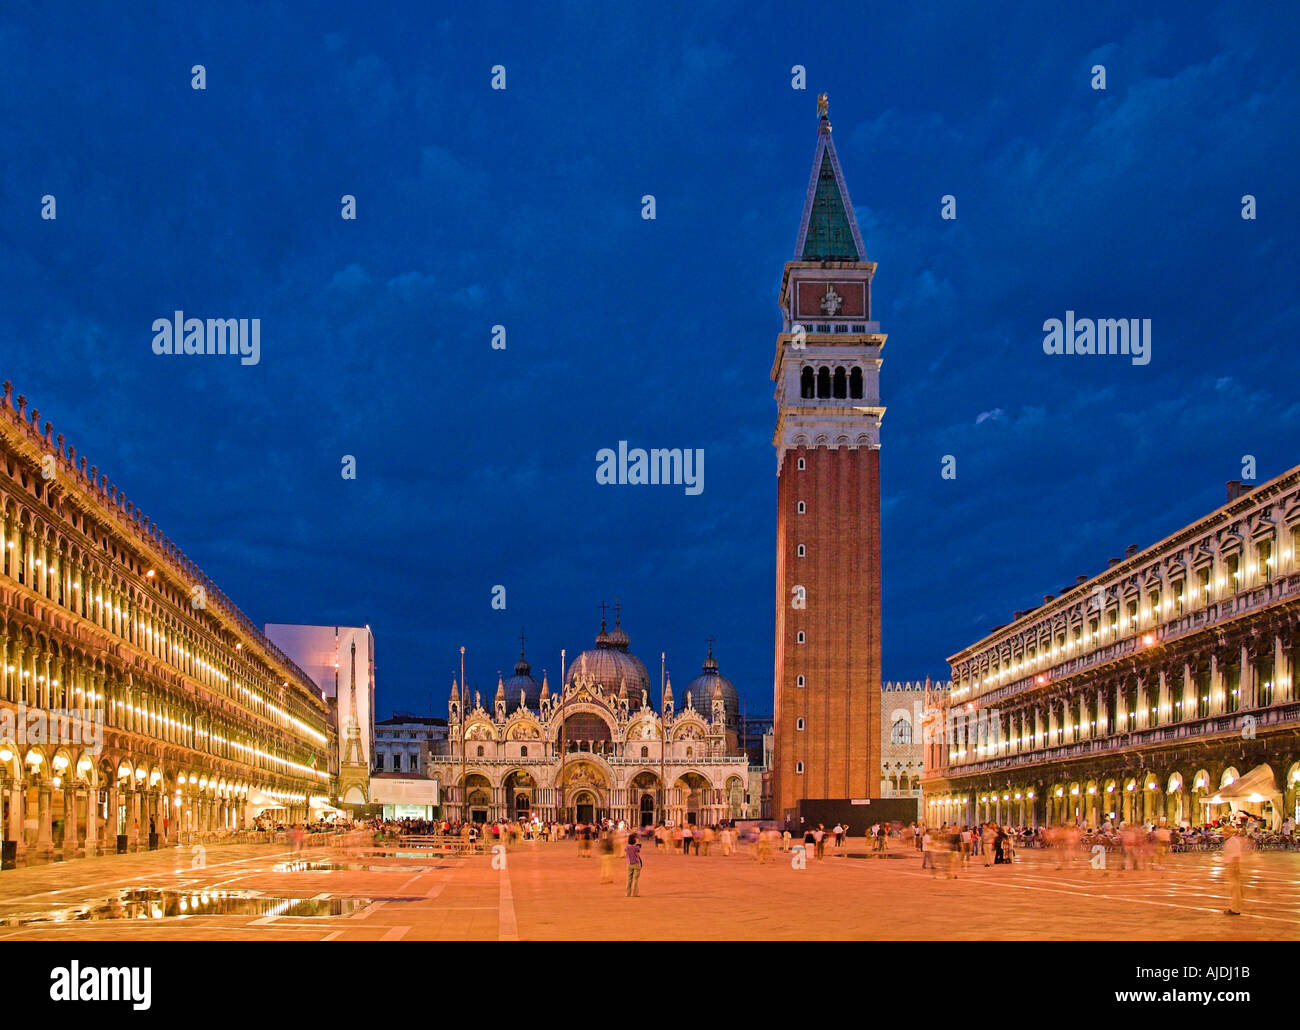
<box><xmin>641</xmin><ymin>745</ymin><xmax>649</xmax><ymax>758</ymax></box>
<box><xmin>817</xmin><ymin>367</ymin><xmax>831</xmax><ymax>398</ymax></box>
<box><xmin>849</xmin><ymin>367</ymin><xmax>863</xmax><ymax>399</ymax></box>
<box><xmin>833</xmin><ymin>367</ymin><xmax>847</xmax><ymax>398</ymax></box>
<box><xmin>800</xmin><ymin>367</ymin><xmax>815</xmax><ymax>398</ymax></box>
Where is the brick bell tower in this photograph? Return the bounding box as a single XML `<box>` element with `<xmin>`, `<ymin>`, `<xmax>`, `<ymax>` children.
<box><xmin>772</xmin><ymin>95</ymin><xmax>884</xmax><ymax>823</ymax></box>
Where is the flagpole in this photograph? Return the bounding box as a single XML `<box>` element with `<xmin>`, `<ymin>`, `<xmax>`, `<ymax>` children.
<box><xmin>558</xmin><ymin>647</ymin><xmax>567</xmax><ymax>824</ymax></box>
<box><xmin>660</xmin><ymin>651</ymin><xmax>666</xmax><ymax>827</ymax></box>
<box><xmin>459</xmin><ymin>646</ymin><xmax>466</xmax><ymax>826</ymax></box>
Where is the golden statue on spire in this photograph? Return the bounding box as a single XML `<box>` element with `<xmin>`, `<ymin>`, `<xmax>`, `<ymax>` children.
<box><xmin>817</xmin><ymin>92</ymin><xmax>829</xmax><ymax>119</ymax></box>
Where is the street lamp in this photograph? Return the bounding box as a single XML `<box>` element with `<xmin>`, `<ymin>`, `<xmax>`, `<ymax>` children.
<box><xmin>465</xmin><ymin>647</ymin><xmax>470</xmax><ymax>827</ymax></box>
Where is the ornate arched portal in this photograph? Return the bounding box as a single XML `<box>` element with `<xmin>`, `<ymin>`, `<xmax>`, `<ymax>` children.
<box><xmin>559</xmin><ymin>761</ymin><xmax>608</xmax><ymax>822</ymax></box>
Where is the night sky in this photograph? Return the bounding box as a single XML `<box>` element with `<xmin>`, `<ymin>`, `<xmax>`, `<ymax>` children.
<box><xmin>3</xmin><ymin>3</ymin><xmax>1298</xmax><ymax>719</ymax></box>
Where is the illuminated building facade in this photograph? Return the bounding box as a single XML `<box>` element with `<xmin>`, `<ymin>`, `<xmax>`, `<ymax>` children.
<box><xmin>881</xmin><ymin>680</ymin><xmax>947</xmax><ymax>819</ymax></box>
<box><xmin>265</xmin><ymin>623</ymin><xmax>376</xmax><ymax>805</ymax></box>
<box><xmin>434</xmin><ymin>618</ymin><xmax>749</xmax><ymax>826</ymax></box>
<box><xmin>923</xmin><ymin>469</ymin><xmax>1300</xmax><ymax>830</ymax></box>
<box><xmin>0</xmin><ymin>383</ymin><xmax>333</xmax><ymax>864</ymax></box>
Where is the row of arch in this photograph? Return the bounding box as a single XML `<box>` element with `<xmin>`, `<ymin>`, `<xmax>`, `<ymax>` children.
<box><xmin>446</xmin><ymin>764</ymin><xmax>747</xmax><ymax>825</ymax></box>
<box><xmin>1</xmin><ymin>484</ymin><xmax>325</xmax><ymax>736</ymax></box>
<box><xmin>800</xmin><ymin>365</ymin><xmax>865</xmax><ymax>400</ymax></box>
<box><xmin>0</xmin><ymin>742</ymin><xmax>313</xmax><ymax>862</ymax></box>
<box><xmin>952</xmin><ymin>505</ymin><xmax>1300</xmax><ymax>697</ymax></box>
<box><xmin>938</xmin><ymin>635</ymin><xmax>1293</xmax><ymax>775</ymax></box>
<box><xmin>455</xmin><ymin>703</ymin><xmax>723</xmax><ymax>756</ymax></box>
<box><xmin>1</xmin><ymin>618</ymin><xmax>328</xmax><ymax>783</ymax></box>
<box><xmin>928</xmin><ymin>760</ymin><xmax>1300</xmax><ymax>830</ymax></box>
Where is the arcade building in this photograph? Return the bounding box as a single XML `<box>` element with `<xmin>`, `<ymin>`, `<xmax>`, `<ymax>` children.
<box><xmin>923</xmin><ymin>469</ymin><xmax>1300</xmax><ymax>830</ymax></box>
<box><xmin>431</xmin><ymin>616</ymin><xmax>751</xmax><ymax>826</ymax></box>
<box><xmin>0</xmin><ymin>384</ymin><xmax>334</xmax><ymax>865</ymax></box>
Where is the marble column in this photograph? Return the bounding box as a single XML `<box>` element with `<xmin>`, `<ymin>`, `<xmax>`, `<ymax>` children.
<box><xmin>103</xmin><ymin>785</ymin><xmax>117</xmax><ymax>852</ymax></box>
<box><xmin>8</xmin><ymin>781</ymin><xmax>25</xmax><ymax>864</ymax></box>
<box><xmin>35</xmin><ymin>785</ymin><xmax>53</xmax><ymax>860</ymax></box>
<box><xmin>63</xmin><ymin>785</ymin><xmax>79</xmax><ymax>859</ymax></box>
<box><xmin>83</xmin><ymin>785</ymin><xmax>98</xmax><ymax>857</ymax></box>
<box><xmin>125</xmin><ymin>788</ymin><xmax>138</xmax><ymax>850</ymax></box>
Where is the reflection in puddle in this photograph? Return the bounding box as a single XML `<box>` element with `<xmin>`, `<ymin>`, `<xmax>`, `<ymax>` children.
<box><xmin>274</xmin><ymin>860</ymin><xmax>441</xmax><ymax>873</ymax></box>
<box><xmin>1</xmin><ymin>889</ymin><xmax>370</xmax><ymax>925</ymax></box>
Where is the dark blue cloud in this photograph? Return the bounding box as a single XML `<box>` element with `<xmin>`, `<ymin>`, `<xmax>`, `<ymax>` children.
<box><xmin>2</xmin><ymin>2</ymin><xmax>1297</xmax><ymax>716</ymax></box>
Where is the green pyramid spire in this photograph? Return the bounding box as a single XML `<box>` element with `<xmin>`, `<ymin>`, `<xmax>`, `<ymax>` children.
<box><xmin>801</xmin><ymin>151</ymin><xmax>859</xmax><ymax>262</ymax></box>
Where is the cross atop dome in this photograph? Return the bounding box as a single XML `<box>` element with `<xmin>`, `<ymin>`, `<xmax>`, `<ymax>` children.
<box><xmin>595</xmin><ymin>601</ymin><xmax>611</xmax><ymax>647</ymax></box>
<box><xmin>610</xmin><ymin>598</ymin><xmax>630</xmax><ymax>650</ymax></box>
<box><xmin>794</xmin><ymin>92</ymin><xmax>865</xmax><ymax>263</ymax></box>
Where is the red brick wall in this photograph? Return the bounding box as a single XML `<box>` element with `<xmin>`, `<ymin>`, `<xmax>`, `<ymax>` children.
<box><xmin>772</xmin><ymin>445</ymin><xmax>882</xmax><ymax>820</ymax></box>
<box><xmin>795</xmin><ymin>281</ymin><xmax>868</xmax><ymax>320</ymax></box>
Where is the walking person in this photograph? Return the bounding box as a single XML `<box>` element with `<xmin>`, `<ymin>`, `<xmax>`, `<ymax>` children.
<box><xmin>1222</xmin><ymin>826</ymin><xmax>1250</xmax><ymax>915</ymax></box>
<box><xmin>599</xmin><ymin>830</ymin><xmax>616</xmax><ymax>884</ymax></box>
<box><xmin>625</xmin><ymin>833</ymin><xmax>643</xmax><ymax>897</ymax></box>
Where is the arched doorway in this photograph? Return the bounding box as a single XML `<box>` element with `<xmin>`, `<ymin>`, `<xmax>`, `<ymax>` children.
<box><xmin>1166</xmin><ymin>772</ymin><xmax>1185</xmax><ymax>825</ymax></box>
<box><xmin>573</xmin><ymin>790</ymin><xmax>597</xmax><ymax>824</ymax></box>
<box><xmin>1142</xmin><ymin>773</ymin><xmax>1163</xmax><ymax>824</ymax></box>
<box><xmin>559</xmin><ymin>761</ymin><xmax>608</xmax><ymax>823</ymax></box>
<box><xmin>1191</xmin><ymin>769</ymin><xmax>1211</xmax><ymax>825</ymax></box>
<box><xmin>675</xmin><ymin>772</ymin><xmax>709</xmax><ymax>826</ymax></box>
<box><xmin>1122</xmin><ymin>778</ymin><xmax>1138</xmax><ymax>823</ymax></box>
<box><xmin>726</xmin><ymin>777</ymin><xmax>745</xmax><ymax>820</ymax></box>
<box><xmin>629</xmin><ymin>771</ymin><xmax>660</xmax><ymax>826</ymax></box>
<box><xmin>503</xmin><ymin>770</ymin><xmax>535</xmax><ymax>821</ymax></box>
<box><xmin>463</xmin><ymin>773</ymin><xmax>492</xmax><ymax>823</ymax></box>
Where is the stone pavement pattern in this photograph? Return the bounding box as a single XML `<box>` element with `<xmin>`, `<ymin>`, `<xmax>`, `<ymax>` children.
<box><xmin>0</xmin><ymin>838</ymin><xmax>1294</xmax><ymax>941</ymax></box>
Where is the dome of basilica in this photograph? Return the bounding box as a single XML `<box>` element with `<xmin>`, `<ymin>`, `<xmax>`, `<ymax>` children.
<box><xmin>502</xmin><ymin>650</ymin><xmax>542</xmax><ymax>713</ymax></box>
<box><xmin>566</xmin><ymin>616</ymin><xmax>652</xmax><ymax>701</ymax></box>
<box><xmin>684</xmin><ymin>642</ymin><xmax>740</xmax><ymax>730</ymax></box>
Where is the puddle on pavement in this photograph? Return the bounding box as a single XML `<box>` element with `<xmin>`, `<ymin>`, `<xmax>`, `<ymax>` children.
<box><xmin>0</xmin><ymin>888</ymin><xmax>370</xmax><ymax>925</ymax></box>
<box><xmin>274</xmin><ymin>861</ymin><xmax>442</xmax><ymax>873</ymax></box>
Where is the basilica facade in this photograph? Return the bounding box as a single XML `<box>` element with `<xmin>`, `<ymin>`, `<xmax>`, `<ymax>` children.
<box><xmin>432</xmin><ymin>618</ymin><xmax>750</xmax><ymax>826</ymax></box>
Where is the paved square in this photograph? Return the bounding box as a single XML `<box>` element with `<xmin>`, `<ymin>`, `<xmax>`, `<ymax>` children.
<box><xmin>0</xmin><ymin>839</ymin><xmax>1293</xmax><ymax>940</ymax></box>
